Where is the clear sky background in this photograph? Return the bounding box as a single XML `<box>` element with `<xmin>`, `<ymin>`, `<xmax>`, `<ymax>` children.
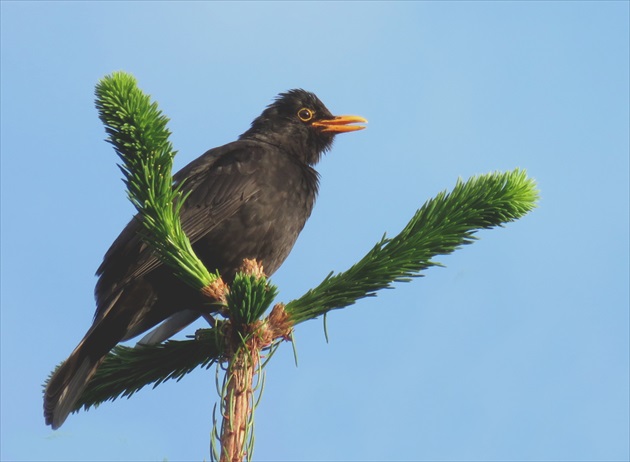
<box><xmin>1</xmin><ymin>2</ymin><xmax>628</xmax><ymax>461</ymax></box>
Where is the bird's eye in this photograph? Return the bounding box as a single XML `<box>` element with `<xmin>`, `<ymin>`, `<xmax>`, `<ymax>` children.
<box><xmin>297</xmin><ymin>108</ymin><xmax>313</xmax><ymax>122</ymax></box>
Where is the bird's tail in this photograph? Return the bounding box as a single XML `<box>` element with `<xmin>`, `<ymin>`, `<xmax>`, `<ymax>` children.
<box><xmin>43</xmin><ymin>282</ymin><xmax>187</xmax><ymax>428</ymax></box>
<box><xmin>43</xmin><ymin>348</ymin><xmax>104</xmax><ymax>429</ymax></box>
<box><xmin>43</xmin><ymin>311</ymin><xmax>128</xmax><ymax>429</ymax></box>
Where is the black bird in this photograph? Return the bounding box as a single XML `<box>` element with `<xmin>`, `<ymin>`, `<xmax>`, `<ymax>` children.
<box><xmin>44</xmin><ymin>89</ymin><xmax>366</xmax><ymax>429</ymax></box>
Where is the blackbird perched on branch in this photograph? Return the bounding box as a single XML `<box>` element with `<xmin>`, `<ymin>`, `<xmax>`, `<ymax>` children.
<box><xmin>44</xmin><ymin>89</ymin><xmax>366</xmax><ymax>429</ymax></box>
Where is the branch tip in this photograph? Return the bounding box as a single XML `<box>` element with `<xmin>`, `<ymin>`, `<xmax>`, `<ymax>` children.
<box><xmin>239</xmin><ymin>258</ymin><xmax>266</xmax><ymax>279</ymax></box>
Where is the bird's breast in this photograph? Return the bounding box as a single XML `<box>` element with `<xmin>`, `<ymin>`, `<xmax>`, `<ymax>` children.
<box><xmin>194</xmin><ymin>157</ymin><xmax>318</xmax><ymax>280</ymax></box>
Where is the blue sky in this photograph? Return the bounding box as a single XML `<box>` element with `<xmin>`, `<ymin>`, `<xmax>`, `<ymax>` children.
<box><xmin>1</xmin><ymin>2</ymin><xmax>628</xmax><ymax>461</ymax></box>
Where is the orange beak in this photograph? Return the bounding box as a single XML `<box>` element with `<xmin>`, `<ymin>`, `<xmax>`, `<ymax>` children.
<box><xmin>312</xmin><ymin>115</ymin><xmax>368</xmax><ymax>133</ymax></box>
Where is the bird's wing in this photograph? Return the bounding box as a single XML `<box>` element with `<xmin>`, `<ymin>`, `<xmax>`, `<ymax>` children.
<box><xmin>93</xmin><ymin>140</ymin><xmax>263</xmax><ymax>320</ymax></box>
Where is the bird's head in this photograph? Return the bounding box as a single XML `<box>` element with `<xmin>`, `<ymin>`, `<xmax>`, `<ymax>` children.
<box><xmin>240</xmin><ymin>89</ymin><xmax>367</xmax><ymax>165</ymax></box>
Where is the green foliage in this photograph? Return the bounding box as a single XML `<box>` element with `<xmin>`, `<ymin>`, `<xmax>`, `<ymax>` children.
<box><xmin>76</xmin><ymin>328</ymin><xmax>224</xmax><ymax>412</ymax></box>
<box><xmin>226</xmin><ymin>273</ymin><xmax>279</xmax><ymax>326</ymax></box>
<box><xmin>285</xmin><ymin>168</ymin><xmax>539</xmax><ymax>324</ymax></box>
<box><xmin>94</xmin><ymin>71</ymin><xmax>217</xmax><ymax>290</ymax></box>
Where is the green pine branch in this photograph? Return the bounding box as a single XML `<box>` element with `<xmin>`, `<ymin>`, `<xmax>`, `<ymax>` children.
<box><xmin>227</xmin><ymin>271</ymin><xmax>280</xmax><ymax>327</ymax></box>
<box><xmin>285</xmin><ymin>168</ymin><xmax>538</xmax><ymax>324</ymax></box>
<box><xmin>77</xmin><ymin>327</ymin><xmax>224</xmax><ymax>412</ymax></box>
<box><xmin>94</xmin><ymin>71</ymin><xmax>217</xmax><ymax>290</ymax></box>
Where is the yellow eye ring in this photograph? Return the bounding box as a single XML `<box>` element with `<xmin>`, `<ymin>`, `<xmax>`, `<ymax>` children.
<box><xmin>297</xmin><ymin>108</ymin><xmax>314</xmax><ymax>122</ymax></box>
